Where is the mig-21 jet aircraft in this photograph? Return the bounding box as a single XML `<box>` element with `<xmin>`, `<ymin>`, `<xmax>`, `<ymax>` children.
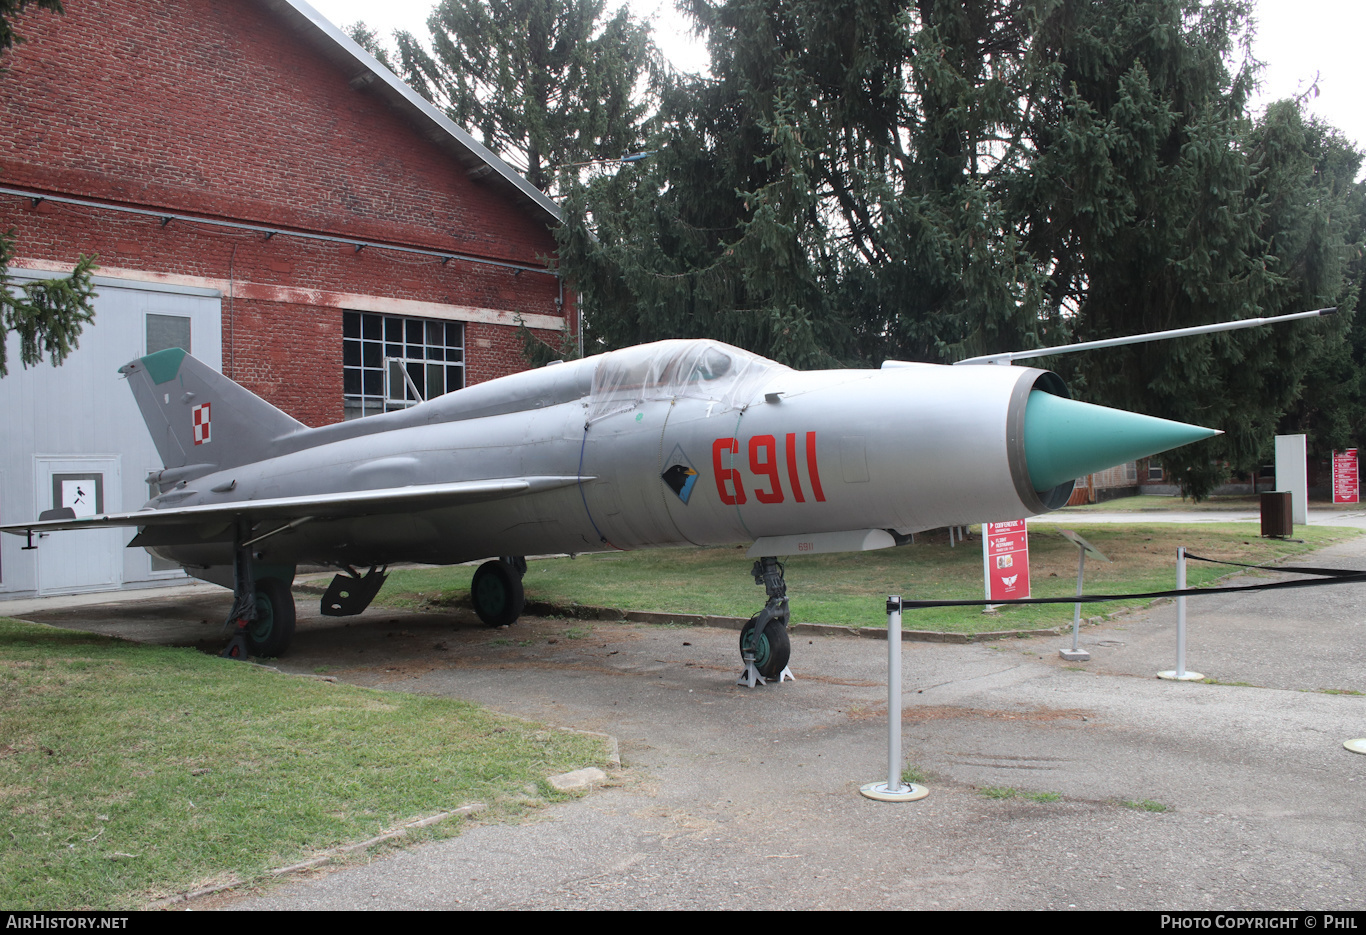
<box><xmin>3</xmin><ymin>308</ymin><xmax>1332</xmax><ymax>683</ymax></box>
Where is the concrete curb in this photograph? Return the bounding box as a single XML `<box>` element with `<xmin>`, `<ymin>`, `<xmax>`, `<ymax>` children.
<box><xmin>149</xmin><ymin>803</ymin><xmax>489</xmax><ymax>908</ymax></box>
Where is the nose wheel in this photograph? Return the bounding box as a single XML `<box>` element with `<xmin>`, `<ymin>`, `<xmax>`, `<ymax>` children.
<box><xmin>738</xmin><ymin>557</ymin><xmax>795</xmax><ymax>687</ymax></box>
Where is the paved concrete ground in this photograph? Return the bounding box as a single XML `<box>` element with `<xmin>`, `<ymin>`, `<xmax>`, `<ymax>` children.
<box><xmin>9</xmin><ymin>537</ymin><xmax>1366</xmax><ymax>910</ymax></box>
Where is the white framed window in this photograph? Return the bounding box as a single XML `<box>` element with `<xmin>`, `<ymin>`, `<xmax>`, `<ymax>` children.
<box><xmin>146</xmin><ymin>313</ymin><xmax>191</xmax><ymax>355</ymax></box>
<box><xmin>343</xmin><ymin>311</ymin><xmax>465</xmax><ymax>419</ymax></box>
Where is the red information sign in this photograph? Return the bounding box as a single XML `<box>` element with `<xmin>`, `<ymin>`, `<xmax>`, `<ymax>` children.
<box><xmin>1333</xmin><ymin>449</ymin><xmax>1358</xmax><ymax>504</ymax></box>
<box><xmin>984</xmin><ymin>520</ymin><xmax>1031</xmax><ymax>602</ymax></box>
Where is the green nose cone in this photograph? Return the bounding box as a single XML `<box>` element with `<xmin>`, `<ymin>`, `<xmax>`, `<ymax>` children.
<box><xmin>1024</xmin><ymin>391</ymin><xmax>1219</xmax><ymax>493</ymax></box>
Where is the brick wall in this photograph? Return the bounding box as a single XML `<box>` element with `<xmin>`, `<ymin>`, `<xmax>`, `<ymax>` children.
<box><xmin>0</xmin><ymin>0</ymin><xmax>571</xmax><ymax>425</ymax></box>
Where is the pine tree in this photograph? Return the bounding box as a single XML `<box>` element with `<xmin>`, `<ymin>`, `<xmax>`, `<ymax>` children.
<box><xmin>0</xmin><ymin>0</ymin><xmax>98</xmax><ymax>377</ymax></box>
<box><xmin>0</xmin><ymin>232</ymin><xmax>96</xmax><ymax>377</ymax></box>
<box><xmin>395</xmin><ymin>0</ymin><xmax>658</xmax><ymax>193</ymax></box>
<box><xmin>560</xmin><ymin>0</ymin><xmax>1364</xmax><ymax>496</ymax></box>
<box><xmin>1015</xmin><ymin>3</ymin><xmax>1360</xmax><ymax>494</ymax></box>
<box><xmin>0</xmin><ymin>0</ymin><xmax>63</xmax><ymax>53</ymax></box>
<box><xmin>346</xmin><ymin>21</ymin><xmax>397</xmax><ymax>72</ymax></box>
<box><xmin>560</xmin><ymin>0</ymin><xmax>1058</xmax><ymax>367</ymax></box>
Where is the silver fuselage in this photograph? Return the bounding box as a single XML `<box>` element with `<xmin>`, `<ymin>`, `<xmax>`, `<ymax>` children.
<box><xmin>141</xmin><ymin>350</ymin><xmax>1059</xmax><ymax>570</ymax></box>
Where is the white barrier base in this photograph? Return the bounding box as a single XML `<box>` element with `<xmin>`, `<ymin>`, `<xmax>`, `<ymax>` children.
<box><xmin>859</xmin><ymin>782</ymin><xmax>929</xmax><ymax>802</ymax></box>
<box><xmin>1157</xmin><ymin>670</ymin><xmax>1204</xmax><ymax>681</ymax></box>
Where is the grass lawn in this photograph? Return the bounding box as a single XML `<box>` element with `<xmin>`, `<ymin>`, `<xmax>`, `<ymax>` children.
<box><xmin>0</xmin><ymin>620</ymin><xmax>610</xmax><ymax>910</ymax></box>
<box><xmin>379</xmin><ymin>523</ymin><xmax>1362</xmax><ymax>635</ymax></box>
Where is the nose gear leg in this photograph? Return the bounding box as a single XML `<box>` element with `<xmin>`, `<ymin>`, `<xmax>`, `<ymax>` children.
<box><xmin>738</xmin><ymin>556</ymin><xmax>795</xmax><ymax>687</ymax></box>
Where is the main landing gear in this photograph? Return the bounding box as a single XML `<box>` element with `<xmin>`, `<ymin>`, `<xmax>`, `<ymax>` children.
<box><xmin>221</xmin><ymin>575</ymin><xmax>295</xmax><ymax>659</ymax></box>
<box><xmin>221</xmin><ymin>521</ymin><xmax>297</xmax><ymax>660</ymax></box>
<box><xmin>738</xmin><ymin>556</ymin><xmax>794</xmax><ymax>688</ymax></box>
<box><xmin>471</xmin><ymin>555</ymin><xmax>527</xmax><ymax>627</ymax></box>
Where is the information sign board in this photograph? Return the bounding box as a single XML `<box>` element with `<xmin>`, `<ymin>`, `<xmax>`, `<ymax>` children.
<box><xmin>1333</xmin><ymin>449</ymin><xmax>1358</xmax><ymax>504</ymax></box>
<box><xmin>983</xmin><ymin>519</ymin><xmax>1030</xmax><ymax>603</ymax></box>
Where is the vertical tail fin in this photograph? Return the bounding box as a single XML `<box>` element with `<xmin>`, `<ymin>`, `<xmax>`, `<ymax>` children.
<box><xmin>119</xmin><ymin>348</ymin><xmax>305</xmax><ymax>474</ymax></box>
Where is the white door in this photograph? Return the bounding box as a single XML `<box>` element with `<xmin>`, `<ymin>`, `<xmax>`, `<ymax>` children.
<box><xmin>35</xmin><ymin>457</ymin><xmax>122</xmax><ymax>594</ymax></box>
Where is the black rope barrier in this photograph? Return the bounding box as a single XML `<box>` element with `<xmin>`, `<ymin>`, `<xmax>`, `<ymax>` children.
<box><xmin>898</xmin><ymin>561</ymin><xmax>1366</xmax><ymax>610</ymax></box>
<box><xmin>1182</xmin><ymin>553</ymin><xmax>1365</xmax><ymax>577</ymax></box>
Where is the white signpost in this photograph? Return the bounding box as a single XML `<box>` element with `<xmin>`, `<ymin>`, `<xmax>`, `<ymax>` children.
<box><xmin>1056</xmin><ymin>529</ymin><xmax>1111</xmax><ymax>662</ymax></box>
<box><xmin>1274</xmin><ymin>434</ymin><xmax>1308</xmax><ymax>525</ymax></box>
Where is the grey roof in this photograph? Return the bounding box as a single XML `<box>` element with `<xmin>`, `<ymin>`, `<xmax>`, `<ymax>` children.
<box><xmin>260</xmin><ymin>0</ymin><xmax>562</xmax><ymax>226</ymax></box>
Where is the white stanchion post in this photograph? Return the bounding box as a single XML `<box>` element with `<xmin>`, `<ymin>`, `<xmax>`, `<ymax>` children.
<box><xmin>1159</xmin><ymin>546</ymin><xmax>1203</xmax><ymax>681</ymax></box>
<box><xmin>887</xmin><ymin>596</ymin><xmax>901</xmax><ymax>790</ymax></box>
<box><xmin>860</xmin><ymin>596</ymin><xmax>928</xmax><ymax>802</ymax></box>
<box><xmin>1177</xmin><ymin>546</ymin><xmax>1187</xmax><ymax>676</ymax></box>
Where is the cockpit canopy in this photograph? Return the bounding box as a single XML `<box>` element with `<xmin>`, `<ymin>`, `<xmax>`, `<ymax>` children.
<box><xmin>587</xmin><ymin>339</ymin><xmax>787</xmax><ymax>422</ymax></box>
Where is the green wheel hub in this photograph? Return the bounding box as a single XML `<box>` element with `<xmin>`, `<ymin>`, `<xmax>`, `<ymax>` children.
<box><xmin>744</xmin><ymin>629</ymin><xmax>774</xmax><ymax>668</ymax></box>
<box><xmin>244</xmin><ymin>577</ymin><xmax>296</xmax><ymax>658</ymax></box>
<box><xmin>250</xmin><ymin>592</ymin><xmax>276</xmax><ymax>644</ymax></box>
<box><xmin>739</xmin><ymin>617</ymin><xmax>791</xmax><ymax>680</ymax></box>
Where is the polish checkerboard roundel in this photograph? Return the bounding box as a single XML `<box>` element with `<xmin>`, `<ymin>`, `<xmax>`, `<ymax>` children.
<box><xmin>192</xmin><ymin>402</ymin><xmax>211</xmax><ymax>445</ymax></box>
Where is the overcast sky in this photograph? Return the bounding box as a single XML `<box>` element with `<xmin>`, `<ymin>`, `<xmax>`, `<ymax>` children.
<box><xmin>307</xmin><ymin>0</ymin><xmax>1366</xmax><ymax>154</ymax></box>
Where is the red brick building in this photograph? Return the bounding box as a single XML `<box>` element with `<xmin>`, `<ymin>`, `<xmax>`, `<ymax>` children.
<box><xmin>0</xmin><ymin>0</ymin><xmax>569</xmax><ymax>426</ymax></box>
<box><xmin>0</xmin><ymin>0</ymin><xmax>570</xmax><ymax>598</ymax></box>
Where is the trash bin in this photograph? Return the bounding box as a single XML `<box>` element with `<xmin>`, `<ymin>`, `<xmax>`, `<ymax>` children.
<box><xmin>1261</xmin><ymin>490</ymin><xmax>1292</xmax><ymax>538</ymax></box>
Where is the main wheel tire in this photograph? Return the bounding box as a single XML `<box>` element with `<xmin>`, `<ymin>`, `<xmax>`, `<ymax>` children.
<box><xmin>471</xmin><ymin>560</ymin><xmax>525</xmax><ymax>627</ymax></box>
<box><xmin>739</xmin><ymin>616</ymin><xmax>791</xmax><ymax>680</ymax></box>
<box><xmin>247</xmin><ymin>577</ymin><xmax>296</xmax><ymax>658</ymax></box>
